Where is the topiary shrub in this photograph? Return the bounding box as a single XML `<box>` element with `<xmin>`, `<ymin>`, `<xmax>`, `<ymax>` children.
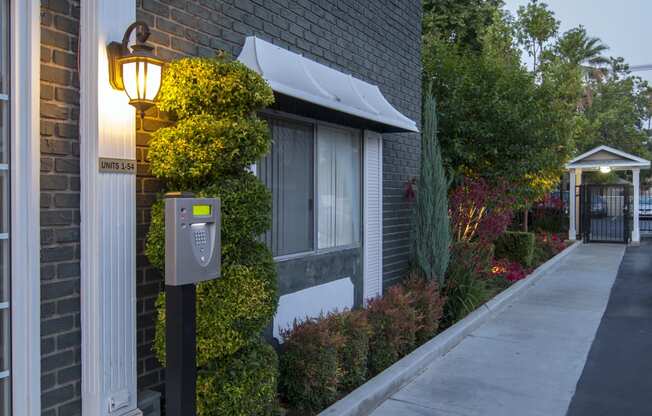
<box><xmin>144</xmin><ymin>55</ymin><xmax>278</xmax><ymax>414</ymax></box>
<box><xmin>196</xmin><ymin>339</ymin><xmax>279</xmax><ymax>416</ymax></box>
<box><xmin>156</xmin><ymin>57</ymin><xmax>274</xmax><ymax>120</ymax></box>
<box><xmin>495</xmin><ymin>231</ymin><xmax>535</xmax><ymax>267</ymax></box>
<box><xmin>148</xmin><ymin>115</ymin><xmax>271</xmax><ymax>189</ymax></box>
<box><xmin>404</xmin><ymin>273</ymin><xmax>445</xmax><ymax>344</ymax></box>
<box><xmin>279</xmin><ymin>317</ymin><xmax>343</xmax><ymax>414</ymax></box>
<box><xmin>328</xmin><ymin>310</ymin><xmax>371</xmax><ymax>393</ymax></box>
<box><xmin>366</xmin><ymin>286</ymin><xmax>419</xmax><ymax>376</ymax></box>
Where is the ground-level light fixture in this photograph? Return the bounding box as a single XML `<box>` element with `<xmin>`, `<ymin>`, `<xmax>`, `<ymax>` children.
<box><xmin>599</xmin><ymin>166</ymin><xmax>612</xmax><ymax>174</ymax></box>
<box><xmin>107</xmin><ymin>21</ymin><xmax>164</xmax><ymax>117</ymax></box>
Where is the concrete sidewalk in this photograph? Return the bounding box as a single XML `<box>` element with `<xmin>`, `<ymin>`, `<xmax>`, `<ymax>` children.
<box><xmin>369</xmin><ymin>244</ymin><xmax>625</xmax><ymax>416</ymax></box>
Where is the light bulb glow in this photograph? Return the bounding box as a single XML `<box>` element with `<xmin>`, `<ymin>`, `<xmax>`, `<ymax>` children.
<box><xmin>599</xmin><ymin>166</ymin><xmax>612</xmax><ymax>174</ymax></box>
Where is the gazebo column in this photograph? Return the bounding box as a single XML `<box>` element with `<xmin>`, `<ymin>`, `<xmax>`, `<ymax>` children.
<box><xmin>632</xmin><ymin>168</ymin><xmax>640</xmax><ymax>244</ymax></box>
<box><xmin>569</xmin><ymin>168</ymin><xmax>582</xmax><ymax>240</ymax></box>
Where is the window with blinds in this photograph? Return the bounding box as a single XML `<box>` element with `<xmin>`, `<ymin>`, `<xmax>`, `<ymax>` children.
<box><xmin>258</xmin><ymin>116</ymin><xmax>362</xmax><ymax>258</ymax></box>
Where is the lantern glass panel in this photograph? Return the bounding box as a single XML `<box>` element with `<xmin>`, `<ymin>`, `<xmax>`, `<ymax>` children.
<box><xmin>145</xmin><ymin>62</ymin><xmax>162</xmax><ymax>101</ymax></box>
<box><xmin>122</xmin><ymin>61</ymin><xmax>138</xmax><ymax>100</ymax></box>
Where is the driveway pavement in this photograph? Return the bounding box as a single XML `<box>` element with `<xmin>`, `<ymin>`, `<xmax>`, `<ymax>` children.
<box><xmin>369</xmin><ymin>243</ymin><xmax>626</xmax><ymax>416</ymax></box>
<box><xmin>566</xmin><ymin>241</ymin><xmax>652</xmax><ymax>415</ymax></box>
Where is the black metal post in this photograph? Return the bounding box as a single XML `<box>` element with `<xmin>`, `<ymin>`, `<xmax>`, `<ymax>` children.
<box><xmin>165</xmin><ymin>283</ymin><xmax>197</xmax><ymax>416</ymax></box>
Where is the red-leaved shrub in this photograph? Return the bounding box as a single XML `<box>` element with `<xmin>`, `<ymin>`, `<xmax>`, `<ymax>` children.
<box><xmin>328</xmin><ymin>310</ymin><xmax>371</xmax><ymax>393</ymax></box>
<box><xmin>449</xmin><ymin>178</ymin><xmax>514</xmax><ymax>245</ymax></box>
<box><xmin>366</xmin><ymin>285</ymin><xmax>419</xmax><ymax>376</ymax></box>
<box><xmin>491</xmin><ymin>259</ymin><xmax>528</xmax><ymax>282</ymax></box>
<box><xmin>404</xmin><ymin>274</ymin><xmax>446</xmax><ymax>344</ymax></box>
<box><xmin>279</xmin><ymin>317</ymin><xmax>343</xmax><ymax>414</ymax></box>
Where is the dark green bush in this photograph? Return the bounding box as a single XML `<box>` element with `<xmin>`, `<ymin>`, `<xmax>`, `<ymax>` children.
<box><xmin>328</xmin><ymin>310</ymin><xmax>371</xmax><ymax>393</ymax></box>
<box><xmin>367</xmin><ymin>286</ymin><xmax>419</xmax><ymax>376</ymax></box>
<box><xmin>495</xmin><ymin>231</ymin><xmax>535</xmax><ymax>267</ymax></box>
<box><xmin>280</xmin><ymin>317</ymin><xmax>343</xmax><ymax>414</ymax></box>
<box><xmin>197</xmin><ymin>339</ymin><xmax>279</xmax><ymax>416</ymax></box>
<box><xmin>404</xmin><ymin>274</ymin><xmax>445</xmax><ymax>344</ymax></box>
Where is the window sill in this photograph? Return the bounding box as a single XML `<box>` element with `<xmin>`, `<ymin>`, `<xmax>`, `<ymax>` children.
<box><xmin>274</xmin><ymin>244</ymin><xmax>361</xmax><ymax>263</ymax></box>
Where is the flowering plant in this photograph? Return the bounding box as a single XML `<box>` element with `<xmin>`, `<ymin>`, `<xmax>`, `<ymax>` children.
<box><xmin>449</xmin><ymin>177</ymin><xmax>515</xmax><ymax>244</ymax></box>
<box><xmin>490</xmin><ymin>259</ymin><xmax>528</xmax><ymax>282</ymax></box>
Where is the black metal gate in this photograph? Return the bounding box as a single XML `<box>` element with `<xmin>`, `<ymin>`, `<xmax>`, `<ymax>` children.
<box><xmin>580</xmin><ymin>184</ymin><xmax>630</xmax><ymax>243</ymax></box>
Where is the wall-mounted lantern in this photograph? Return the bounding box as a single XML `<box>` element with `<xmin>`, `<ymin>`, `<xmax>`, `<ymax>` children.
<box><xmin>107</xmin><ymin>21</ymin><xmax>164</xmax><ymax>117</ymax></box>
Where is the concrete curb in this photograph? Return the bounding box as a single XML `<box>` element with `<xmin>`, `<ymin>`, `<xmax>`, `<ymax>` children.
<box><xmin>319</xmin><ymin>240</ymin><xmax>583</xmax><ymax>416</ymax></box>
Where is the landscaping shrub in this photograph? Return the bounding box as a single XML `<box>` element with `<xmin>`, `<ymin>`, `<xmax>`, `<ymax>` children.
<box><xmin>144</xmin><ymin>56</ymin><xmax>278</xmax><ymax>413</ymax></box>
<box><xmin>449</xmin><ymin>178</ymin><xmax>514</xmax><ymax>244</ymax></box>
<box><xmin>404</xmin><ymin>273</ymin><xmax>445</xmax><ymax>344</ymax></box>
<box><xmin>280</xmin><ymin>317</ymin><xmax>343</xmax><ymax>414</ymax></box>
<box><xmin>442</xmin><ymin>242</ymin><xmax>489</xmax><ymax>326</ymax></box>
<box><xmin>495</xmin><ymin>231</ymin><xmax>535</xmax><ymax>267</ymax></box>
<box><xmin>532</xmin><ymin>194</ymin><xmax>567</xmax><ymax>233</ymax></box>
<box><xmin>328</xmin><ymin>310</ymin><xmax>371</xmax><ymax>393</ymax></box>
<box><xmin>411</xmin><ymin>91</ymin><xmax>450</xmax><ymax>282</ymax></box>
<box><xmin>367</xmin><ymin>286</ymin><xmax>419</xmax><ymax>376</ymax></box>
<box><xmin>532</xmin><ymin>232</ymin><xmax>566</xmax><ymax>266</ymax></box>
<box><xmin>196</xmin><ymin>339</ymin><xmax>279</xmax><ymax>416</ymax></box>
<box><xmin>490</xmin><ymin>259</ymin><xmax>528</xmax><ymax>282</ymax></box>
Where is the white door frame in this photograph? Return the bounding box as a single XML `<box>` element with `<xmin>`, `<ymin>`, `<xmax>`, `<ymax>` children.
<box><xmin>10</xmin><ymin>0</ymin><xmax>41</xmax><ymax>415</ymax></box>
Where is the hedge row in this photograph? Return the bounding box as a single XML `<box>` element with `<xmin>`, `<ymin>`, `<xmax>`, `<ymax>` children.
<box><xmin>495</xmin><ymin>231</ymin><xmax>535</xmax><ymax>267</ymax></box>
<box><xmin>280</xmin><ymin>277</ymin><xmax>445</xmax><ymax>414</ymax></box>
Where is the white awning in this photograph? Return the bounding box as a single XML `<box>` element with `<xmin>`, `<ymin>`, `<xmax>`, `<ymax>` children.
<box><xmin>237</xmin><ymin>36</ymin><xmax>418</xmax><ymax>133</ymax></box>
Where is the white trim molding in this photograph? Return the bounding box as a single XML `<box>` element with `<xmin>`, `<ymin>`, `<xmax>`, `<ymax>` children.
<box><xmin>363</xmin><ymin>130</ymin><xmax>383</xmax><ymax>302</ymax></box>
<box><xmin>10</xmin><ymin>1</ymin><xmax>41</xmax><ymax>415</ymax></box>
<box><xmin>80</xmin><ymin>1</ymin><xmax>142</xmax><ymax>415</ymax></box>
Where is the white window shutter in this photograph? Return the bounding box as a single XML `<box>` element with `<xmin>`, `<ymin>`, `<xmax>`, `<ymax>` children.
<box><xmin>363</xmin><ymin>130</ymin><xmax>383</xmax><ymax>302</ymax></box>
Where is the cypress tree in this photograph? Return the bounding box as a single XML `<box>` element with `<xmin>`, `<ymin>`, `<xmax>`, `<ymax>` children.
<box><xmin>412</xmin><ymin>92</ymin><xmax>450</xmax><ymax>282</ymax></box>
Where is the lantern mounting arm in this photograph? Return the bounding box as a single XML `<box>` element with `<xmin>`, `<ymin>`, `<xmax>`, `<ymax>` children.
<box><xmin>107</xmin><ymin>20</ymin><xmax>153</xmax><ymax>90</ymax></box>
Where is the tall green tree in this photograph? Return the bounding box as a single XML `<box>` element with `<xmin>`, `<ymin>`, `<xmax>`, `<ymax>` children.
<box><xmin>576</xmin><ymin>57</ymin><xmax>652</xmax><ymax>158</ymax></box>
<box><xmin>515</xmin><ymin>0</ymin><xmax>559</xmax><ymax>73</ymax></box>
<box><xmin>554</xmin><ymin>25</ymin><xmax>609</xmax><ymax>67</ymax></box>
<box><xmin>412</xmin><ymin>91</ymin><xmax>450</xmax><ymax>283</ymax></box>
<box><xmin>422</xmin><ymin>0</ymin><xmax>504</xmax><ymax>51</ymax></box>
<box><xmin>423</xmin><ymin>15</ymin><xmax>572</xmax><ymax>205</ymax></box>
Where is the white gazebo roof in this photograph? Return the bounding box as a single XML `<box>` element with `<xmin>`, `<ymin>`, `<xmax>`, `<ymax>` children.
<box><xmin>565</xmin><ymin>145</ymin><xmax>650</xmax><ymax>171</ymax></box>
<box><xmin>237</xmin><ymin>36</ymin><xmax>418</xmax><ymax>133</ymax></box>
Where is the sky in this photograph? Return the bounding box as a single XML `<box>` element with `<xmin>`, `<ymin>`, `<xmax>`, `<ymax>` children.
<box><xmin>502</xmin><ymin>0</ymin><xmax>652</xmax><ymax>83</ymax></box>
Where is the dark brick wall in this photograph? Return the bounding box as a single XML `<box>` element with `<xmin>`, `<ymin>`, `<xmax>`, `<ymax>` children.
<box><xmin>40</xmin><ymin>1</ymin><xmax>82</xmax><ymax>415</ymax></box>
<box><xmin>135</xmin><ymin>0</ymin><xmax>422</xmax><ymax>395</ymax></box>
<box><xmin>38</xmin><ymin>0</ymin><xmax>421</xmax><ymax>411</ymax></box>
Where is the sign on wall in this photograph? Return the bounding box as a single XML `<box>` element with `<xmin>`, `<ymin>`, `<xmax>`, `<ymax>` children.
<box><xmin>98</xmin><ymin>157</ymin><xmax>136</xmax><ymax>174</ymax></box>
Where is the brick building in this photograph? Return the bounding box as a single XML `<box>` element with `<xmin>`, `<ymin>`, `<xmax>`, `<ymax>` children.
<box><xmin>3</xmin><ymin>1</ymin><xmax>421</xmax><ymax>415</ymax></box>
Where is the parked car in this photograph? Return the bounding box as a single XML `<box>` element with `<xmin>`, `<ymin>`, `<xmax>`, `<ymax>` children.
<box><xmin>639</xmin><ymin>196</ymin><xmax>652</xmax><ymax>218</ymax></box>
<box><xmin>591</xmin><ymin>195</ymin><xmax>607</xmax><ymax>217</ymax></box>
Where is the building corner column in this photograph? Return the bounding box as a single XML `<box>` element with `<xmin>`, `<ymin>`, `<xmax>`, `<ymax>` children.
<box><xmin>569</xmin><ymin>169</ymin><xmax>577</xmax><ymax>240</ymax></box>
<box><xmin>80</xmin><ymin>1</ymin><xmax>142</xmax><ymax>415</ymax></box>
<box><xmin>632</xmin><ymin>168</ymin><xmax>640</xmax><ymax>244</ymax></box>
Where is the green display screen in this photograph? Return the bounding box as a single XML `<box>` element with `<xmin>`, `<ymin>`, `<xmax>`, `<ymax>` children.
<box><xmin>193</xmin><ymin>204</ymin><xmax>211</xmax><ymax>217</ymax></box>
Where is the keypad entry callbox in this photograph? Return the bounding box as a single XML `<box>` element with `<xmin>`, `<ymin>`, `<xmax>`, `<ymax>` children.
<box><xmin>165</xmin><ymin>197</ymin><xmax>221</xmax><ymax>286</ymax></box>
